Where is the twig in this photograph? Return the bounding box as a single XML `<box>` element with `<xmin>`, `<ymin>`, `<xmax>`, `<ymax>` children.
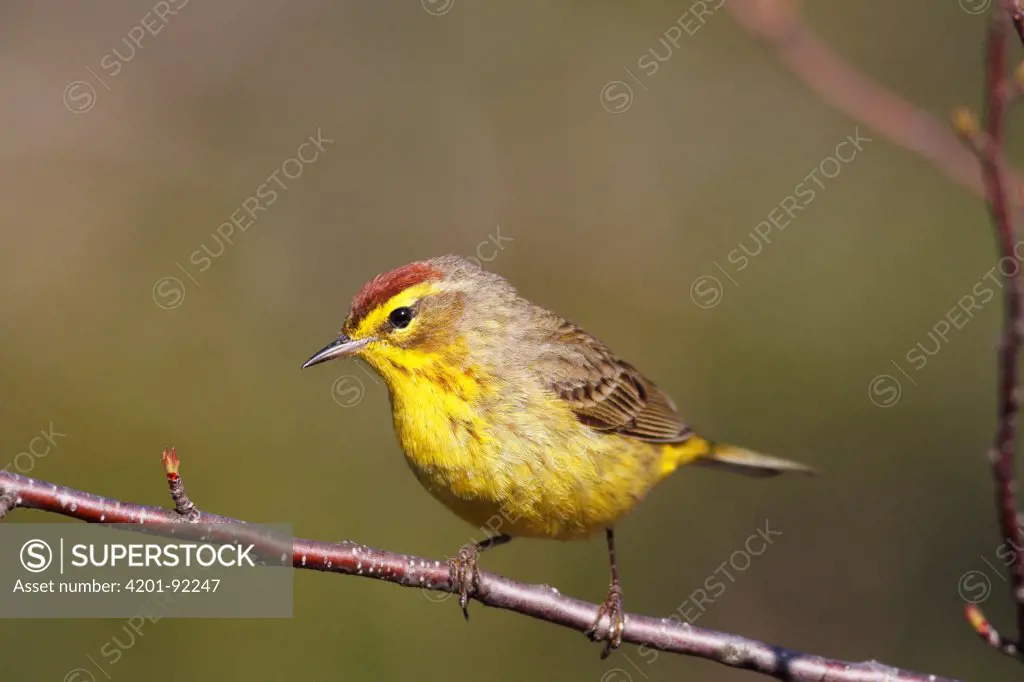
<box><xmin>965</xmin><ymin>604</ymin><xmax>1021</xmax><ymax>660</ymax></box>
<box><xmin>982</xmin><ymin>9</ymin><xmax>1024</xmax><ymax>650</ymax></box>
<box><xmin>1011</xmin><ymin>0</ymin><xmax>1024</xmax><ymax>46</ymax></box>
<box><xmin>0</xmin><ymin>461</ymin><xmax>959</xmax><ymax>682</ymax></box>
<box><xmin>161</xmin><ymin>447</ymin><xmax>199</xmax><ymax>520</ymax></box>
<box><xmin>952</xmin><ymin>1</ymin><xmax>1024</xmax><ymax>664</ymax></box>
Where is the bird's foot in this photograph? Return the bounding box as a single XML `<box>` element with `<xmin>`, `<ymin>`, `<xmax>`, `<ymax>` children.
<box><xmin>585</xmin><ymin>583</ymin><xmax>624</xmax><ymax>659</ymax></box>
<box><xmin>447</xmin><ymin>543</ymin><xmax>482</xmax><ymax>620</ymax></box>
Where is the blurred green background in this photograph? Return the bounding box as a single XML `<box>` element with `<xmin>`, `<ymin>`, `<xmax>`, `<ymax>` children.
<box><xmin>0</xmin><ymin>1</ymin><xmax>1015</xmax><ymax>680</ymax></box>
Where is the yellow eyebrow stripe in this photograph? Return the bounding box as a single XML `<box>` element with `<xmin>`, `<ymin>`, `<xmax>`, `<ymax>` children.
<box><xmin>349</xmin><ymin>282</ymin><xmax>441</xmax><ymax>339</ymax></box>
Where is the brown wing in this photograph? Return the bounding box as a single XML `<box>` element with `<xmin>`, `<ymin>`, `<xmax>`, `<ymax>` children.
<box><xmin>536</xmin><ymin>320</ymin><xmax>692</xmax><ymax>444</ymax></box>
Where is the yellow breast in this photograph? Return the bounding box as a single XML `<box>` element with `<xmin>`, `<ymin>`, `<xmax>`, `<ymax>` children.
<box><xmin>367</xmin><ymin>352</ymin><xmax>670</xmax><ymax>540</ymax></box>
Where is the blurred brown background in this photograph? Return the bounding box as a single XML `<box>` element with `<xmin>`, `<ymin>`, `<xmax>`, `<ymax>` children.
<box><xmin>0</xmin><ymin>1</ymin><xmax>1013</xmax><ymax>680</ymax></box>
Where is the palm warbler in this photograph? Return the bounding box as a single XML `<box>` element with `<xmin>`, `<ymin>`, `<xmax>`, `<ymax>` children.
<box><xmin>303</xmin><ymin>255</ymin><xmax>811</xmax><ymax>655</ymax></box>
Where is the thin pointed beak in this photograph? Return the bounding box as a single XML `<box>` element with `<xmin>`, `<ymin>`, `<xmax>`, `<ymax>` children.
<box><xmin>301</xmin><ymin>335</ymin><xmax>372</xmax><ymax>369</ymax></box>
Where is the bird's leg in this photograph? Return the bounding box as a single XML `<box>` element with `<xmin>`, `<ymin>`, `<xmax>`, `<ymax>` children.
<box><xmin>448</xmin><ymin>533</ymin><xmax>512</xmax><ymax>619</ymax></box>
<box><xmin>586</xmin><ymin>527</ymin><xmax>625</xmax><ymax>658</ymax></box>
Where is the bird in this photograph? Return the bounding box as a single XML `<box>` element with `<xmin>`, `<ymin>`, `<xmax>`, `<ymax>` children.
<box><xmin>302</xmin><ymin>255</ymin><xmax>812</xmax><ymax>656</ymax></box>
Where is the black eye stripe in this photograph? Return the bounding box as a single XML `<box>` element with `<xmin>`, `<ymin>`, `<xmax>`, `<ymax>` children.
<box><xmin>388</xmin><ymin>306</ymin><xmax>414</xmax><ymax>329</ymax></box>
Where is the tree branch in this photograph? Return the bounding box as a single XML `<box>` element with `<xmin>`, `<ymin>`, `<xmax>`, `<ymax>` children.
<box><xmin>0</xmin><ymin>456</ymin><xmax>958</xmax><ymax>682</ymax></box>
<box><xmin>982</xmin><ymin>3</ymin><xmax>1024</xmax><ymax>645</ymax></box>
<box><xmin>954</xmin><ymin>0</ymin><xmax>1024</xmax><ymax>663</ymax></box>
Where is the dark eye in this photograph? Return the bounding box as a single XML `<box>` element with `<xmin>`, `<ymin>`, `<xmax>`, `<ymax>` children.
<box><xmin>388</xmin><ymin>306</ymin><xmax>414</xmax><ymax>329</ymax></box>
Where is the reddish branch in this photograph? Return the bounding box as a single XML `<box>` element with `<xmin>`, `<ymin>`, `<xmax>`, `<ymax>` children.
<box><xmin>0</xmin><ymin>456</ymin><xmax>958</xmax><ymax>682</ymax></box>
<box><xmin>955</xmin><ymin>2</ymin><xmax>1024</xmax><ymax>662</ymax></box>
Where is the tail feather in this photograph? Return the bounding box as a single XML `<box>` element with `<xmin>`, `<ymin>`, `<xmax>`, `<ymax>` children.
<box><xmin>666</xmin><ymin>435</ymin><xmax>814</xmax><ymax>478</ymax></box>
